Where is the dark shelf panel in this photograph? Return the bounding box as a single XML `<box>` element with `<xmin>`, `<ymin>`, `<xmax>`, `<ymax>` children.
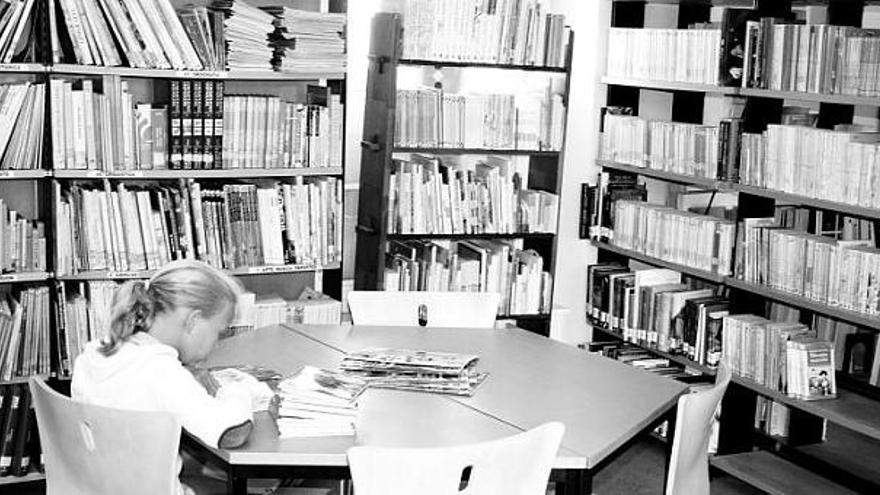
<box><xmin>592</xmin><ymin>241</ymin><xmax>727</xmax><ymax>283</ymax></box>
<box><xmin>739</xmin><ymin>87</ymin><xmax>880</xmax><ymax>107</ymax></box>
<box><xmin>393</xmin><ymin>147</ymin><xmax>560</xmax><ymax>157</ymax></box>
<box><xmin>724</xmin><ymin>278</ymin><xmax>880</xmax><ymax>332</ymax></box>
<box><xmin>596</xmin><ymin>160</ymin><xmax>728</xmax><ymax>189</ymax></box>
<box><xmin>732</xmin><ymin>183</ymin><xmax>880</xmax><ymax>220</ymax></box>
<box><xmin>788</xmin><ymin>423</ymin><xmax>880</xmax><ymax>490</ymax></box>
<box><xmin>398</xmin><ymin>59</ymin><xmax>568</xmax><ymax>73</ymax></box>
<box><xmin>388</xmin><ymin>232</ymin><xmax>554</xmax><ymax>241</ymax></box>
<box><xmin>710</xmin><ymin>451</ymin><xmax>858</xmax><ymax>495</ymax></box>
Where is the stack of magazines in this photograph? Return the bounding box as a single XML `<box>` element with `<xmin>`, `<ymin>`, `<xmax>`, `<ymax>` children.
<box><xmin>212</xmin><ymin>0</ymin><xmax>276</xmax><ymax>70</ymax></box>
<box><xmin>274</xmin><ymin>366</ymin><xmax>367</xmax><ymax>437</ymax></box>
<box><xmin>340</xmin><ymin>348</ymin><xmax>488</xmax><ymax>396</ymax></box>
<box><xmin>264</xmin><ymin>8</ymin><xmax>347</xmax><ymax>73</ymax></box>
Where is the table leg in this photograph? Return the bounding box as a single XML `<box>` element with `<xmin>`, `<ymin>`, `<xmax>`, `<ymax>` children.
<box><xmin>663</xmin><ymin>406</ymin><xmax>678</xmax><ymax>495</ymax></box>
<box><xmin>560</xmin><ymin>469</ymin><xmax>592</xmax><ymax>495</ymax></box>
<box><xmin>225</xmin><ymin>467</ymin><xmax>247</xmax><ymax>495</ymax></box>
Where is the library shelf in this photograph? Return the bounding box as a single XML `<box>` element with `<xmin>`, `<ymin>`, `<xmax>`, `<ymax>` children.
<box><xmin>0</xmin><ymin>63</ymin><xmax>45</xmax><ymax>73</ymax></box>
<box><xmin>397</xmin><ymin>58</ymin><xmax>568</xmax><ymax>73</ymax></box>
<box><xmin>596</xmin><ymin>160</ymin><xmax>728</xmax><ymax>189</ymax></box>
<box><xmin>709</xmin><ymin>451</ymin><xmax>858</xmax><ymax>495</ymax></box>
<box><xmin>0</xmin><ymin>472</ymin><xmax>46</xmax><ymax>486</ymax></box>
<box><xmin>0</xmin><ymin>272</ymin><xmax>52</xmax><ymax>283</ymax></box>
<box><xmin>591</xmin><ymin>241</ymin><xmax>727</xmax><ymax>283</ymax></box>
<box><xmin>499</xmin><ymin>313</ymin><xmax>551</xmax><ymax>321</ymax></box>
<box><xmin>53</xmin><ymin>167</ymin><xmax>343</xmax><ymax>180</ymax></box>
<box><xmin>791</xmin><ymin>423</ymin><xmax>880</xmax><ymax>490</ymax></box>
<box><xmin>590</xmin><ymin>324</ymin><xmax>718</xmax><ymax>375</ymax></box>
<box><xmin>723</xmin><ymin>277</ymin><xmax>880</xmax><ymax>332</ymax></box>
<box><xmin>0</xmin><ymin>170</ymin><xmax>51</xmax><ymax>180</ymax></box>
<box><xmin>601</xmin><ymin>76</ymin><xmax>738</xmax><ymax>94</ymax></box>
<box><xmin>49</xmin><ymin>64</ymin><xmax>345</xmax><ymax>81</ymax></box>
<box><xmin>392</xmin><ymin>146</ymin><xmax>560</xmax><ymax>157</ymax></box>
<box><xmin>57</xmin><ymin>264</ymin><xmax>341</xmax><ymax>281</ymax></box>
<box><xmin>739</xmin><ymin>87</ymin><xmax>880</xmax><ymax>107</ymax></box>
<box><xmin>387</xmin><ymin>233</ymin><xmax>555</xmax><ymax>241</ymax></box>
<box><xmin>0</xmin><ymin>374</ymin><xmax>51</xmax><ymax>386</ymax></box>
<box><xmin>731</xmin><ymin>183</ymin><xmax>880</xmax><ymax>220</ymax></box>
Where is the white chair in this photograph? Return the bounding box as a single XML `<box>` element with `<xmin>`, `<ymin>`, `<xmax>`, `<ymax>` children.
<box><xmin>30</xmin><ymin>377</ymin><xmax>182</xmax><ymax>495</ymax></box>
<box><xmin>347</xmin><ymin>421</ymin><xmax>564</xmax><ymax>495</ymax></box>
<box><xmin>347</xmin><ymin>291</ymin><xmax>501</xmax><ymax>328</ymax></box>
<box><xmin>665</xmin><ymin>363</ymin><xmax>732</xmax><ymax>495</ymax></box>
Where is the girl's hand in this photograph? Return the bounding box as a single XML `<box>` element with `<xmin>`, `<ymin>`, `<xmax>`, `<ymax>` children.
<box><xmin>188</xmin><ymin>366</ymin><xmax>220</xmax><ymax>396</ymax></box>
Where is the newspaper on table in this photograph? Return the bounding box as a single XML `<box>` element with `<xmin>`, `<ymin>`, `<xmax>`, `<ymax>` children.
<box><xmin>340</xmin><ymin>348</ymin><xmax>488</xmax><ymax>396</ymax></box>
<box><xmin>274</xmin><ymin>366</ymin><xmax>368</xmax><ymax>438</ymax></box>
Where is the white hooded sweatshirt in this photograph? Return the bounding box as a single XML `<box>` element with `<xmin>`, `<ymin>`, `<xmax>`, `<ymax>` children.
<box><xmin>72</xmin><ymin>332</ymin><xmax>252</xmax><ymax>494</ymax></box>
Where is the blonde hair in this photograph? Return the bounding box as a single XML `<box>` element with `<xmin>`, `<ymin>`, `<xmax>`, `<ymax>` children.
<box><xmin>101</xmin><ymin>260</ymin><xmax>242</xmax><ymax>356</ymax></box>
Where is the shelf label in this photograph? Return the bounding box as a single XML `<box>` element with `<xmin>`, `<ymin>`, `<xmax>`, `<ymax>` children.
<box><xmin>0</xmin><ymin>274</ymin><xmax>17</xmax><ymax>282</ymax></box>
<box><xmin>0</xmin><ymin>63</ymin><xmax>32</xmax><ymax>71</ymax></box>
<box><xmin>244</xmin><ymin>265</ymin><xmax>319</xmax><ymax>274</ymax></box>
<box><xmin>107</xmin><ymin>271</ymin><xmax>151</xmax><ymax>279</ymax></box>
<box><xmin>174</xmin><ymin>70</ymin><xmax>227</xmax><ymax>79</ymax></box>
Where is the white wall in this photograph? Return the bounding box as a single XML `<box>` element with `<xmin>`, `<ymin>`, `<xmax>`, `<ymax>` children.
<box><xmin>548</xmin><ymin>0</ymin><xmax>611</xmax><ymax>344</ymax></box>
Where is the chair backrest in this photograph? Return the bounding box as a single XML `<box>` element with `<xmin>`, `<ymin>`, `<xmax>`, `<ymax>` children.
<box><xmin>347</xmin><ymin>291</ymin><xmax>500</xmax><ymax>328</ymax></box>
<box><xmin>347</xmin><ymin>421</ymin><xmax>564</xmax><ymax>495</ymax></box>
<box><xmin>665</xmin><ymin>363</ymin><xmax>732</xmax><ymax>495</ymax></box>
<box><xmin>29</xmin><ymin>377</ymin><xmax>182</xmax><ymax>495</ymax></box>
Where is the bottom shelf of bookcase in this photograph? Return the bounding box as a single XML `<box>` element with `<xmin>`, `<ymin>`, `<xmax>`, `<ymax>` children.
<box><xmin>786</xmin><ymin>423</ymin><xmax>880</xmax><ymax>490</ymax></box>
<box><xmin>0</xmin><ymin>472</ymin><xmax>45</xmax><ymax>486</ymax></box>
<box><xmin>588</xmin><ymin>321</ymin><xmax>880</xmax><ymax>442</ymax></box>
<box><xmin>709</xmin><ymin>451</ymin><xmax>857</xmax><ymax>495</ymax></box>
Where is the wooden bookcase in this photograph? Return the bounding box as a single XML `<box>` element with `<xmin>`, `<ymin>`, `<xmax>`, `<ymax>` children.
<box><xmin>354</xmin><ymin>12</ymin><xmax>572</xmax><ymax>336</ymax></box>
<box><xmin>592</xmin><ymin>0</ymin><xmax>880</xmax><ymax>492</ymax></box>
<box><xmin>0</xmin><ymin>1</ymin><xmax>348</xmax><ymax>487</ymax></box>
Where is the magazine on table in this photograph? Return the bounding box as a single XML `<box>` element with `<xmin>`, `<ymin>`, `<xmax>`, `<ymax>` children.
<box><xmin>340</xmin><ymin>348</ymin><xmax>480</xmax><ymax>376</ymax></box>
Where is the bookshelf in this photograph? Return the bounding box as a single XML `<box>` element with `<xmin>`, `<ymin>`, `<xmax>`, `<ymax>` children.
<box><xmin>0</xmin><ymin>0</ymin><xmax>349</xmax><ymax>486</ymax></box>
<box><xmin>589</xmin><ymin>0</ymin><xmax>880</xmax><ymax>492</ymax></box>
<box><xmin>354</xmin><ymin>9</ymin><xmax>572</xmax><ymax>336</ymax></box>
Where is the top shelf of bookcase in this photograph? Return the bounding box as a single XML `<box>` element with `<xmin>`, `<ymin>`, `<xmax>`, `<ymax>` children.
<box><xmin>0</xmin><ymin>64</ymin><xmax>346</xmax><ymax>81</ymax></box>
<box><xmin>602</xmin><ymin>76</ymin><xmax>880</xmax><ymax>106</ymax></box>
<box><xmin>397</xmin><ymin>59</ymin><xmax>568</xmax><ymax>73</ymax></box>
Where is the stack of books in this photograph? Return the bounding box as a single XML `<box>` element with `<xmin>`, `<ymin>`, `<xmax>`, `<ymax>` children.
<box><xmin>214</xmin><ymin>0</ymin><xmax>275</xmax><ymax>71</ymax></box>
<box><xmin>275</xmin><ymin>366</ymin><xmax>367</xmax><ymax>438</ymax></box>
<box><xmin>264</xmin><ymin>8</ymin><xmax>346</xmax><ymax>74</ymax></box>
<box><xmin>340</xmin><ymin>348</ymin><xmax>488</xmax><ymax>396</ymax></box>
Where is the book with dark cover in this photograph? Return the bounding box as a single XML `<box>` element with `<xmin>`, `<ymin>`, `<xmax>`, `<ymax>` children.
<box><xmin>0</xmin><ymin>383</ymin><xmax>21</xmax><ymax>476</ymax></box>
<box><xmin>718</xmin><ymin>8</ymin><xmax>759</xmax><ymax>87</ymax></box>
<box><xmin>10</xmin><ymin>386</ymin><xmax>31</xmax><ymax>476</ymax></box>
<box><xmin>169</xmin><ymin>80</ymin><xmax>183</xmax><ymax>169</ymax></box>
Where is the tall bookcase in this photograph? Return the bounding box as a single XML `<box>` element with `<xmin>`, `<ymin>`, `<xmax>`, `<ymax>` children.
<box><xmin>0</xmin><ymin>0</ymin><xmax>347</xmax><ymax>488</ymax></box>
<box><xmin>354</xmin><ymin>11</ymin><xmax>572</xmax><ymax>336</ymax></box>
<box><xmin>589</xmin><ymin>0</ymin><xmax>880</xmax><ymax>492</ymax></box>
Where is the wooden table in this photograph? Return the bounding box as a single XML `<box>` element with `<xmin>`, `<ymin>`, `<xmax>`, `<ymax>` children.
<box><xmin>186</xmin><ymin>325</ymin><xmax>687</xmax><ymax>494</ymax></box>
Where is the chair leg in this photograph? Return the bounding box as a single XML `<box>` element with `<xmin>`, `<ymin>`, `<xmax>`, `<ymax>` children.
<box><xmin>339</xmin><ymin>478</ymin><xmax>353</xmax><ymax>495</ymax></box>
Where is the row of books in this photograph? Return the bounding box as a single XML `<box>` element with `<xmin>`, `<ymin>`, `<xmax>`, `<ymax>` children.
<box><xmin>740</xmin><ymin>126</ymin><xmax>880</xmax><ymax>209</ymax></box>
<box><xmin>586</xmin><ymin>263</ymin><xmax>724</xmax><ymax>365</ymax></box>
<box><xmin>235</xmin><ymin>288</ymin><xmax>342</xmax><ymax>330</ymax></box>
<box><xmin>50</xmin><ymin>78</ymin><xmax>343</xmax><ymax>172</ymax></box>
<box><xmin>0</xmin><ymin>82</ymin><xmax>44</xmax><ymax>172</ymax></box>
<box><xmin>400</xmin><ymin>0</ymin><xmax>569</xmax><ymax>68</ymax></box>
<box><xmin>0</xmin><ymin>287</ymin><xmax>51</xmax><ymax>382</ymax></box>
<box><xmin>0</xmin><ymin>199</ymin><xmax>45</xmax><ymax>274</ymax></box>
<box><xmin>818</xmin><ymin>316</ymin><xmax>880</xmax><ymax>387</ymax></box>
<box><xmin>56</xmin><ymin>281</ymin><xmax>114</xmax><ymax>375</ymax></box>
<box><xmin>580</xmin><ymin>171</ymin><xmax>646</xmax><ymax>241</ymax></box>
<box><xmin>0</xmin><ymin>0</ymin><xmax>39</xmax><ymax>64</ymax></box>
<box><xmin>600</xmin><ymin>113</ymin><xmax>733</xmax><ymax>180</ymax></box>
<box><xmin>611</xmin><ymin>200</ymin><xmax>736</xmax><ymax>276</ymax></box>
<box><xmin>50</xmin><ymin>0</ymin><xmax>347</xmax><ymax>73</ymax></box>
<box><xmin>394</xmin><ymin>85</ymin><xmax>565</xmax><ymax>151</ymax></box>
<box><xmin>55</xmin><ymin>178</ymin><xmax>342</xmax><ymax>275</ymax></box>
<box><xmin>743</xmin><ymin>20</ymin><xmax>880</xmax><ymax>96</ymax></box>
<box><xmin>384</xmin><ymin>239</ymin><xmax>552</xmax><ymax>316</ymax></box>
<box><xmin>735</xmin><ymin>217</ymin><xmax>880</xmax><ymax>317</ymax></box>
<box><xmin>388</xmin><ymin>156</ymin><xmax>557</xmax><ymax>235</ymax></box>
<box><xmin>722</xmin><ymin>314</ymin><xmax>837</xmax><ymax>401</ymax></box>
<box><xmin>606</xmin><ymin>28</ymin><xmax>722</xmax><ymax>85</ymax></box>
<box><xmin>0</xmin><ymin>384</ymin><xmax>41</xmax><ymax>478</ymax></box>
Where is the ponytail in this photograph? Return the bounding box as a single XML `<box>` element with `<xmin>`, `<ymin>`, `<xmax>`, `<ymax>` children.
<box><xmin>99</xmin><ymin>260</ymin><xmax>241</xmax><ymax>356</ymax></box>
<box><xmin>100</xmin><ymin>280</ymin><xmax>155</xmax><ymax>356</ymax></box>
